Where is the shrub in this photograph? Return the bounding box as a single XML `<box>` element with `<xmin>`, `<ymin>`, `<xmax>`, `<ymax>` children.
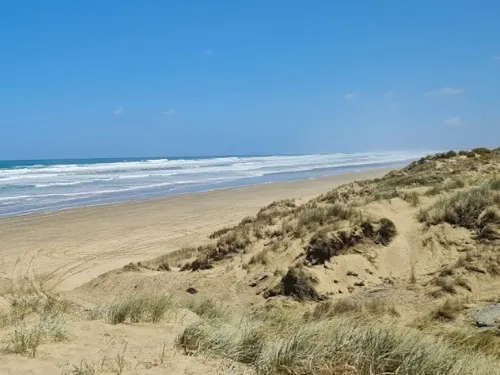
<box><xmin>264</xmin><ymin>265</ymin><xmax>322</xmax><ymax>301</ymax></box>
<box><xmin>472</xmin><ymin>147</ymin><xmax>491</xmax><ymax>155</ymax></box>
<box><xmin>376</xmin><ymin>218</ymin><xmax>397</xmax><ymax>245</ymax></box>
<box><xmin>305</xmin><ymin>218</ymin><xmax>396</xmax><ymax>265</ymax></box>
<box><xmin>305</xmin><ymin>229</ymin><xmax>359</xmax><ymax>265</ymax></box>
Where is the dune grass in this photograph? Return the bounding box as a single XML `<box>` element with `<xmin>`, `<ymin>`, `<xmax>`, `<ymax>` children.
<box><xmin>418</xmin><ymin>184</ymin><xmax>500</xmax><ymax>241</ymax></box>
<box><xmin>2</xmin><ymin>314</ymin><xmax>68</xmax><ymax>357</ymax></box>
<box><xmin>96</xmin><ymin>294</ymin><xmax>174</xmax><ymax>324</ymax></box>
<box><xmin>177</xmin><ymin>308</ymin><xmax>500</xmax><ymax>375</ymax></box>
<box><xmin>182</xmin><ymin>297</ymin><xmax>229</xmax><ymax>321</ymax></box>
<box><xmin>308</xmin><ymin>298</ymin><xmax>399</xmax><ymax>320</ymax></box>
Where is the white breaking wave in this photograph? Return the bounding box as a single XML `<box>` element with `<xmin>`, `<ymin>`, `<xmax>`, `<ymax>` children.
<box><xmin>0</xmin><ymin>152</ymin><xmax>429</xmax><ymax>216</ymax></box>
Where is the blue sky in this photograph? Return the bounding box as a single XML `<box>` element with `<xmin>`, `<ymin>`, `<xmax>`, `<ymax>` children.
<box><xmin>1</xmin><ymin>1</ymin><xmax>499</xmax><ymax>159</ymax></box>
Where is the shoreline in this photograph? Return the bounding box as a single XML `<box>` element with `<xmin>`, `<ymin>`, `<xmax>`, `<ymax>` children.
<box><xmin>0</xmin><ymin>167</ymin><xmax>393</xmax><ymax>292</ymax></box>
<box><xmin>0</xmin><ymin>167</ymin><xmax>397</xmax><ymax>222</ymax></box>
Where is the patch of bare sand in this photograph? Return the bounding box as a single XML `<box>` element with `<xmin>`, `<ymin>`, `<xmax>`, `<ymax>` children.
<box><xmin>0</xmin><ymin>309</ymin><xmax>225</xmax><ymax>375</ymax></box>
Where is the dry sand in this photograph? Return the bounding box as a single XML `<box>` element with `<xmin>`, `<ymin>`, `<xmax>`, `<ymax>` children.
<box><xmin>0</xmin><ymin>169</ymin><xmax>391</xmax><ymax>293</ymax></box>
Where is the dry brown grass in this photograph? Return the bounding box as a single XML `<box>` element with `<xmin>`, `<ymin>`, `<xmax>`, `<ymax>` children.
<box><xmin>432</xmin><ymin>298</ymin><xmax>466</xmax><ymax>321</ymax></box>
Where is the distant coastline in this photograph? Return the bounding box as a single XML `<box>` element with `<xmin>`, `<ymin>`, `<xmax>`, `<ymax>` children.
<box><xmin>0</xmin><ymin>152</ymin><xmax>426</xmax><ymax>217</ymax></box>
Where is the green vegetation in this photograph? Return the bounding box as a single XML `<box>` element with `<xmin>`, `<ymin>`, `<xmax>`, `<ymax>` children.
<box><xmin>95</xmin><ymin>294</ymin><xmax>174</xmax><ymax>324</ymax></box>
<box><xmin>308</xmin><ymin>298</ymin><xmax>399</xmax><ymax>319</ymax></box>
<box><xmin>418</xmin><ymin>183</ymin><xmax>500</xmax><ymax>242</ymax></box>
<box><xmin>1</xmin><ymin>293</ymin><xmax>71</xmax><ymax>357</ymax></box>
<box><xmin>183</xmin><ymin>297</ymin><xmax>229</xmax><ymax>321</ymax></box>
<box><xmin>177</xmin><ymin>307</ymin><xmax>500</xmax><ymax>375</ymax></box>
<box><xmin>264</xmin><ymin>265</ymin><xmax>322</xmax><ymax>301</ymax></box>
<box><xmin>425</xmin><ymin>178</ymin><xmax>466</xmax><ymax>196</ymax></box>
<box><xmin>305</xmin><ymin>217</ymin><xmax>397</xmax><ymax>265</ymax></box>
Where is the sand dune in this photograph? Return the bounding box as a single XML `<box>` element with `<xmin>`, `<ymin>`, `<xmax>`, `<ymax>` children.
<box><xmin>0</xmin><ymin>169</ymin><xmax>390</xmax><ymax>293</ymax></box>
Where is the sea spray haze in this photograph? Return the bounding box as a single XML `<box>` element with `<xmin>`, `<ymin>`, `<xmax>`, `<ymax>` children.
<box><xmin>0</xmin><ymin>152</ymin><xmax>426</xmax><ymax>217</ymax></box>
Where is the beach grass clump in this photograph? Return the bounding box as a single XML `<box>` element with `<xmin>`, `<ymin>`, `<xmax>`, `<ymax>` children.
<box><xmin>401</xmin><ymin>191</ymin><xmax>421</xmax><ymax>207</ymax></box>
<box><xmin>177</xmin><ymin>307</ymin><xmax>500</xmax><ymax>375</ymax></box>
<box><xmin>2</xmin><ymin>315</ymin><xmax>68</xmax><ymax>357</ymax></box>
<box><xmin>104</xmin><ymin>294</ymin><xmax>174</xmax><ymax>324</ymax></box>
<box><xmin>295</xmin><ymin>202</ymin><xmax>363</xmax><ymax>231</ymax></box>
<box><xmin>0</xmin><ymin>293</ymin><xmax>74</xmax><ymax>329</ymax></box>
<box><xmin>263</xmin><ymin>265</ymin><xmax>322</xmax><ymax>301</ymax></box>
<box><xmin>183</xmin><ymin>297</ymin><xmax>229</xmax><ymax>321</ymax></box>
<box><xmin>418</xmin><ymin>185</ymin><xmax>500</xmax><ymax>232</ymax></box>
<box><xmin>431</xmin><ymin>299</ymin><xmax>466</xmax><ymax>321</ymax></box>
<box><xmin>10</xmin><ymin>293</ymin><xmax>73</xmax><ymax>318</ymax></box>
<box><xmin>304</xmin><ymin>218</ymin><xmax>396</xmax><ymax>265</ymax></box>
<box><xmin>248</xmin><ymin>249</ymin><xmax>270</xmax><ymax>266</ymax></box>
<box><xmin>184</xmin><ymin>229</ymin><xmax>252</xmax><ymax>271</ymax></box>
<box><xmin>149</xmin><ymin>246</ymin><xmax>201</xmax><ymax>270</ymax></box>
<box><xmin>308</xmin><ymin>298</ymin><xmax>399</xmax><ymax>320</ymax></box>
<box><xmin>425</xmin><ymin>178</ymin><xmax>466</xmax><ymax>196</ymax></box>
<box><xmin>209</xmin><ymin>226</ymin><xmax>235</xmax><ymax>239</ymax></box>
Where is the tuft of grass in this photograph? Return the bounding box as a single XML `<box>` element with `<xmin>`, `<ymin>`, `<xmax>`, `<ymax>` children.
<box><xmin>432</xmin><ymin>299</ymin><xmax>465</xmax><ymax>321</ymax></box>
<box><xmin>402</xmin><ymin>191</ymin><xmax>421</xmax><ymax>207</ymax></box>
<box><xmin>2</xmin><ymin>315</ymin><xmax>68</xmax><ymax>357</ymax></box>
<box><xmin>308</xmin><ymin>298</ymin><xmax>399</xmax><ymax>320</ymax></box>
<box><xmin>305</xmin><ymin>217</ymin><xmax>397</xmax><ymax>265</ymax></box>
<box><xmin>425</xmin><ymin>178</ymin><xmax>466</xmax><ymax>196</ymax></box>
<box><xmin>376</xmin><ymin>218</ymin><xmax>397</xmax><ymax>245</ymax></box>
<box><xmin>418</xmin><ymin>185</ymin><xmax>498</xmax><ymax>230</ymax></box>
<box><xmin>264</xmin><ymin>265</ymin><xmax>322</xmax><ymax>301</ymax></box>
<box><xmin>183</xmin><ymin>297</ymin><xmax>229</xmax><ymax>321</ymax></box>
<box><xmin>249</xmin><ymin>250</ymin><xmax>270</xmax><ymax>266</ymax></box>
<box><xmin>62</xmin><ymin>360</ymin><xmax>99</xmax><ymax>375</ymax></box>
<box><xmin>209</xmin><ymin>226</ymin><xmax>235</xmax><ymax>239</ymax></box>
<box><xmin>435</xmin><ymin>276</ymin><xmax>457</xmax><ymax>294</ymax></box>
<box><xmin>105</xmin><ymin>294</ymin><xmax>174</xmax><ymax>324</ymax></box>
<box><xmin>185</xmin><ymin>229</ymin><xmax>252</xmax><ymax>271</ymax></box>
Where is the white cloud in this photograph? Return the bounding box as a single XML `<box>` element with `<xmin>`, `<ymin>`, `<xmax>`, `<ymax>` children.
<box><xmin>161</xmin><ymin>108</ymin><xmax>175</xmax><ymax>116</ymax></box>
<box><xmin>344</xmin><ymin>91</ymin><xmax>358</xmax><ymax>100</ymax></box>
<box><xmin>112</xmin><ymin>107</ymin><xmax>123</xmax><ymax>116</ymax></box>
<box><xmin>384</xmin><ymin>91</ymin><xmax>396</xmax><ymax>98</ymax></box>
<box><xmin>426</xmin><ymin>87</ymin><xmax>464</xmax><ymax>97</ymax></box>
<box><xmin>443</xmin><ymin>116</ymin><xmax>466</xmax><ymax>127</ymax></box>
<box><xmin>203</xmin><ymin>49</ymin><xmax>214</xmax><ymax>56</ymax></box>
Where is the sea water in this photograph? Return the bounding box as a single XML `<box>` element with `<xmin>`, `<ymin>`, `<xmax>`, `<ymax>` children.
<box><xmin>0</xmin><ymin>152</ymin><xmax>427</xmax><ymax>217</ymax></box>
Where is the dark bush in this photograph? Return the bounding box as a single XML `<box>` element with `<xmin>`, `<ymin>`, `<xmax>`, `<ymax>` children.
<box><xmin>376</xmin><ymin>218</ymin><xmax>397</xmax><ymax>245</ymax></box>
<box><xmin>264</xmin><ymin>265</ymin><xmax>322</xmax><ymax>301</ymax></box>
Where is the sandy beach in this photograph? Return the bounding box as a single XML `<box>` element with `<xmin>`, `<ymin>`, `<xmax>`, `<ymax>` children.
<box><xmin>0</xmin><ymin>168</ymin><xmax>391</xmax><ymax>293</ymax></box>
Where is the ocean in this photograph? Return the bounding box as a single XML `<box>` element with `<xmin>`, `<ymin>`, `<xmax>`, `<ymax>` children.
<box><xmin>0</xmin><ymin>152</ymin><xmax>427</xmax><ymax>217</ymax></box>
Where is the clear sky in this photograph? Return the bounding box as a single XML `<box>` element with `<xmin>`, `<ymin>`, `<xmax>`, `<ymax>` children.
<box><xmin>1</xmin><ymin>1</ymin><xmax>499</xmax><ymax>159</ymax></box>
